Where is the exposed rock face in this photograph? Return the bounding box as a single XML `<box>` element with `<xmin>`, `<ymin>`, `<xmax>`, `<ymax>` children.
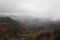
<box><xmin>0</xmin><ymin>17</ymin><xmax>29</xmax><ymax>40</ymax></box>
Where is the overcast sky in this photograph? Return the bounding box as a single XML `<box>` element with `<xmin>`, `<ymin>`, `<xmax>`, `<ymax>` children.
<box><xmin>0</xmin><ymin>0</ymin><xmax>60</xmax><ymax>20</ymax></box>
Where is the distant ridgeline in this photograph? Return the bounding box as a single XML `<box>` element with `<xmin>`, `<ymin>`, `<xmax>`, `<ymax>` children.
<box><xmin>0</xmin><ymin>17</ymin><xmax>13</xmax><ymax>22</ymax></box>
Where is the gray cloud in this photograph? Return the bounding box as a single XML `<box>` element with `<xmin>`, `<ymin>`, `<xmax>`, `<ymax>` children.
<box><xmin>0</xmin><ymin>0</ymin><xmax>60</xmax><ymax>20</ymax></box>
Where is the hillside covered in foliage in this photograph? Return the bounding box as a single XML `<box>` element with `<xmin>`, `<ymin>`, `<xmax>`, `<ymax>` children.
<box><xmin>0</xmin><ymin>16</ymin><xmax>60</xmax><ymax>40</ymax></box>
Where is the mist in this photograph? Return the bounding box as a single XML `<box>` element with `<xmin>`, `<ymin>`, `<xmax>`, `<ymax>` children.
<box><xmin>0</xmin><ymin>0</ymin><xmax>60</xmax><ymax>40</ymax></box>
<box><xmin>0</xmin><ymin>0</ymin><xmax>60</xmax><ymax>20</ymax></box>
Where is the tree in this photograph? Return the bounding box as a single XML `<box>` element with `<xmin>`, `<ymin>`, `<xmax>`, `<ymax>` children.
<box><xmin>36</xmin><ymin>32</ymin><xmax>51</xmax><ymax>40</ymax></box>
<box><xmin>54</xmin><ymin>30</ymin><xmax>60</xmax><ymax>40</ymax></box>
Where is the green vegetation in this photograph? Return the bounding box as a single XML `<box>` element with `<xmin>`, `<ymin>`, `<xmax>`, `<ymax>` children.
<box><xmin>0</xmin><ymin>16</ymin><xmax>60</xmax><ymax>40</ymax></box>
<box><xmin>55</xmin><ymin>30</ymin><xmax>60</xmax><ymax>40</ymax></box>
<box><xmin>0</xmin><ymin>17</ymin><xmax>12</xmax><ymax>22</ymax></box>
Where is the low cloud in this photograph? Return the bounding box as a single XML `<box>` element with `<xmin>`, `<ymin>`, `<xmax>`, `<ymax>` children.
<box><xmin>0</xmin><ymin>0</ymin><xmax>60</xmax><ymax>19</ymax></box>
